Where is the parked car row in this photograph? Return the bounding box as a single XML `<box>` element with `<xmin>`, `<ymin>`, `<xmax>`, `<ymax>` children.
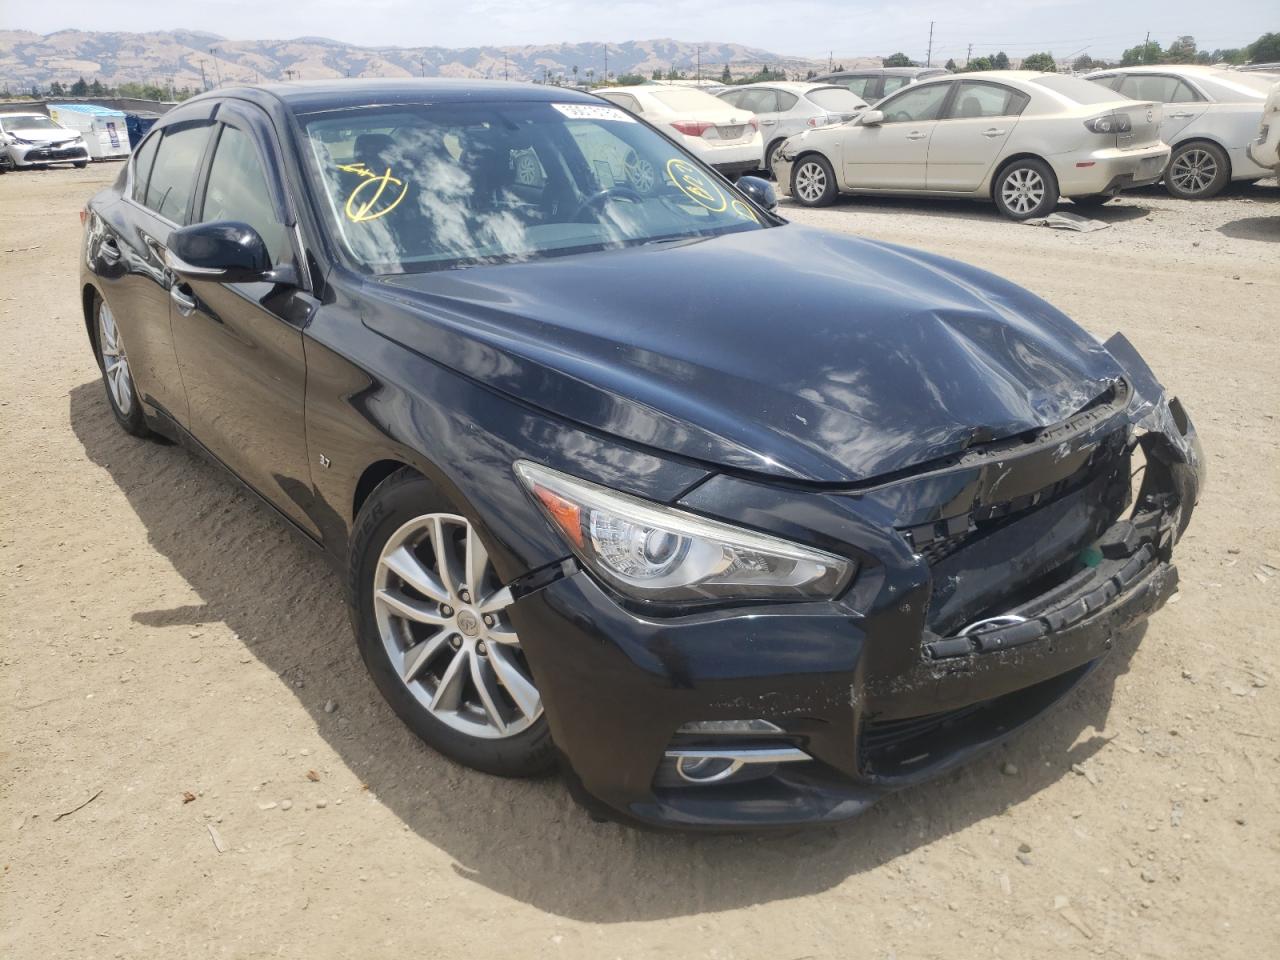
<box><xmin>768</xmin><ymin>69</ymin><xmax>1279</xmax><ymax>219</ymax></box>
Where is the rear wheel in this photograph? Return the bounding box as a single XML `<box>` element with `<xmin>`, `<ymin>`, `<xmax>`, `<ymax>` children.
<box><xmin>791</xmin><ymin>154</ymin><xmax>838</xmax><ymax>206</ymax></box>
<box><xmin>1165</xmin><ymin>141</ymin><xmax>1229</xmax><ymax>199</ymax></box>
<box><xmin>764</xmin><ymin>138</ymin><xmax>785</xmax><ymax>176</ymax></box>
<box><xmin>993</xmin><ymin>158</ymin><xmax>1059</xmax><ymax>220</ymax></box>
<box><xmin>94</xmin><ymin>293</ymin><xmax>148</xmax><ymax>437</ymax></box>
<box><xmin>74</xmin><ymin>161</ymin><xmax>87</xmax><ymax>169</ymax></box>
<box><xmin>350</xmin><ymin>469</ymin><xmax>555</xmax><ymax>777</ymax></box>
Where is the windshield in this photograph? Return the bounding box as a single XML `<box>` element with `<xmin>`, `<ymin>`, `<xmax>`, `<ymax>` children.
<box><xmin>300</xmin><ymin>100</ymin><xmax>768</xmax><ymax>275</ymax></box>
<box><xmin>1034</xmin><ymin>75</ymin><xmax>1125</xmax><ymax>105</ymax></box>
<box><xmin>4</xmin><ymin>115</ymin><xmax>62</xmax><ymax>131</ymax></box>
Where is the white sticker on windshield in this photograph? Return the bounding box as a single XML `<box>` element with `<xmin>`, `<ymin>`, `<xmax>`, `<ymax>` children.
<box><xmin>552</xmin><ymin>103</ymin><xmax>637</xmax><ymax>123</ymax></box>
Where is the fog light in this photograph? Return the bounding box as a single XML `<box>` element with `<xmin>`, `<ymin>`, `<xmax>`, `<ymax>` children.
<box><xmin>665</xmin><ymin>746</ymin><xmax>812</xmax><ymax>785</ymax></box>
<box><xmin>675</xmin><ymin>755</ymin><xmax>739</xmax><ymax>783</ymax></box>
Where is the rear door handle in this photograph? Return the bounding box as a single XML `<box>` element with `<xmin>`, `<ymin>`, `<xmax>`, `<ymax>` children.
<box><xmin>982</xmin><ymin>127</ymin><xmax>1006</xmax><ymax>138</ymax></box>
<box><xmin>906</xmin><ymin>131</ymin><xmax>928</xmax><ymax>141</ymax></box>
<box><xmin>170</xmin><ymin>283</ymin><xmax>196</xmax><ymax>316</ymax></box>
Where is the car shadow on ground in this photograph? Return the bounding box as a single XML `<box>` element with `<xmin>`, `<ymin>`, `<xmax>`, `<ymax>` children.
<box><xmin>1218</xmin><ymin>216</ymin><xmax>1280</xmax><ymax>242</ymax></box>
<box><xmin>70</xmin><ymin>380</ymin><xmax>1148</xmax><ymax>923</ymax></box>
<box><xmin>782</xmin><ymin>194</ymin><xmax>1154</xmax><ymax>225</ymax></box>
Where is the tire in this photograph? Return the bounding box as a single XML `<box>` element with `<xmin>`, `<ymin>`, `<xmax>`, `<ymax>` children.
<box><xmin>74</xmin><ymin>161</ymin><xmax>87</xmax><ymax>169</ymax></box>
<box><xmin>992</xmin><ymin>157</ymin><xmax>1059</xmax><ymax>221</ymax></box>
<box><xmin>1165</xmin><ymin>141</ymin><xmax>1230</xmax><ymax>200</ymax></box>
<box><xmin>764</xmin><ymin>138</ymin><xmax>785</xmax><ymax>177</ymax></box>
<box><xmin>791</xmin><ymin>154</ymin><xmax>838</xmax><ymax>206</ymax></box>
<box><xmin>92</xmin><ymin>291</ymin><xmax>149</xmax><ymax>437</ymax></box>
<box><xmin>349</xmin><ymin>468</ymin><xmax>555</xmax><ymax>778</ymax></box>
<box><xmin>1071</xmin><ymin>195</ymin><xmax>1112</xmax><ymax>208</ymax></box>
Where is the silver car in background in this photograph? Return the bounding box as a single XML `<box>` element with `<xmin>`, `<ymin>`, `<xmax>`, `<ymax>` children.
<box><xmin>717</xmin><ymin>82</ymin><xmax>868</xmax><ymax>170</ymax></box>
<box><xmin>772</xmin><ymin>71</ymin><xmax>1169</xmax><ymax>220</ymax></box>
<box><xmin>1085</xmin><ymin>66</ymin><xmax>1276</xmax><ymax>198</ymax></box>
<box><xmin>814</xmin><ymin>66</ymin><xmax>950</xmax><ymax>105</ymax></box>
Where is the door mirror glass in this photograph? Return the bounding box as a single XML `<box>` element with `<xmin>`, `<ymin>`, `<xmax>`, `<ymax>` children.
<box><xmin>859</xmin><ymin>109</ymin><xmax>885</xmax><ymax>126</ymax></box>
<box><xmin>735</xmin><ymin>175</ymin><xmax>777</xmax><ymax>212</ymax></box>
<box><xmin>167</xmin><ymin>221</ymin><xmax>273</xmax><ymax>283</ymax></box>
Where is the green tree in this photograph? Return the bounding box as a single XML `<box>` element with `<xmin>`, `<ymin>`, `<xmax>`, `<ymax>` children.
<box><xmin>721</xmin><ymin>63</ymin><xmax>732</xmax><ymax>83</ymax></box>
<box><xmin>883</xmin><ymin>52</ymin><xmax>912</xmax><ymax>67</ymax></box>
<box><xmin>1072</xmin><ymin>54</ymin><xmax>1095</xmax><ymax>72</ymax></box>
<box><xmin>966</xmin><ymin>56</ymin><xmax>993</xmax><ymax>72</ymax></box>
<box><xmin>1022</xmin><ymin>52</ymin><xmax>1057</xmax><ymax>72</ymax></box>
<box><xmin>616</xmin><ymin>73</ymin><xmax>645</xmax><ymax>85</ymax></box>
<box><xmin>1210</xmin><ymin>48</ymin><xmax>1246</xmax><ymax>65</ymax></box>
<box><xmin>944</xmin><ymin>58</ymin><xmax>956</xmax><ymax>71</ymax></box>
<box><xmin>993</xmin><ymin>51</ymin><xmax>1010</xmax><ymax>69</ymax></box>
<box><xmin>70</xmin><ymin>75</ymin><xmax>88</xmax><ymax>96</ymax></box>
<box><xmin>1166</xmin><ymin>36</ymin><xmax>1197</xmax><ymax>63</ymax></box>
<box><xmin>1247</xmin><ymin>32</ymin><xmax>1280</xmax><ymax>63</ymax></box>
<box><xmin>806</xmin><ymin>68</ymin><xmax>816</xmax><ymax>79</ymax></box>
<box><xmin>1120</xmin><ymin>41</ymin><xmax>1162</xmax><ymax>65</ymax></box>
<box><xmin>48</xmin><ymin>80</ymin><xmax>65</xmax><ymax>96</ymax></box>
<box><xmin>89</xmin><ymin>78</ymin><xmax>105</xmax><ymax>95</ymax></box>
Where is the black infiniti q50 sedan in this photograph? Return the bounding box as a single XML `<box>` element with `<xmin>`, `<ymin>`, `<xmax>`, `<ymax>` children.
<box><xmin>79</xmin><ymin>79</ymin><xmax>1202</xmax><ymax>829</ymax></box>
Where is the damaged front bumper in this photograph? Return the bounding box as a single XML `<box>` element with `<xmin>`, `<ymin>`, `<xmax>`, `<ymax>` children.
<box><xmin>508</xmin><ymin>333</ymin><xmax>1202</xmax><ymax>829</ymax></box>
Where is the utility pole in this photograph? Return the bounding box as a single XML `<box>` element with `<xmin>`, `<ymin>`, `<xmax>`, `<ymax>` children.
<box><xmin>966</xmin><ymin>43</ymin><xmax>973</xmax><ymax>68</ymax></box>
<box><xmin>1143</xmin><ymin>31</ymin><xmax>1151</xmax><ymax>63</ymax></box>
<box><xmin>696</xmin><ymin>45</ymin><xmax>701</xmax><ymax>83</ymax></box>
<box><xmin>603</xmin><ymin>44</ymin><xmax>608</xmax><ymax>82</ymax></box>
<box><xmin>197</xmin><ymin>58</ymin><xmax>208</xmax><ymax>91</ymax></box>
<box><xmin>209</xmin><ymin>48</ymin><xmax>222</xmax><ymax>87</ymax></box>
<box><xmin>829</xmin><ymin>51</ymin><xmax>833</xmax><ymax>73</ymax></box>
<box><xmin>926</xmin><ymin>22</ymin><xmax>935</xmax><ymax>67</ymax></box>
<box><xmin>419</xmin><ymin>56</ymin><xmax>426</xmax><ymax>78</ymax></box>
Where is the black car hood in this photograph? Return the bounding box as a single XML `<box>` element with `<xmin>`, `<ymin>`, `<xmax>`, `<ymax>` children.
<box><xmin>370</xmin><ymin>225</ymin><xmax>1124</xmax><ymax>483</ymax></box>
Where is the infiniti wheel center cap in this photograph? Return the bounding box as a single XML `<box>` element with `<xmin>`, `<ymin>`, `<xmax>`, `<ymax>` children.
<box><xmin>456</xmin><ymin>610</ymin><xmax>481</xmax><ymax>637</ymax></box>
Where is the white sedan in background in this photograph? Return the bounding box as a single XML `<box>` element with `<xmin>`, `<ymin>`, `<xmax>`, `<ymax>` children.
<box><xmin>0</xmin><ymin>112</ymin><xmax>89</xmax><ymax>169</ymax></box>
<box><xmin>772</xmin><ymin>71</ymin><xmax>1169</xmax><ymax>220</ymax></box>
<box><xmin>1085</xmin><ymin>66</ymin><xmax>1275</xmax><ymax>198</ymax></box>
<box><xmin>596</xmin><ymin>86</ymin><xmax>763</xmax><ymax>178</ymax></box>
<box><xmin>717</xmin><ymin>82</ymin><xmax>868</xmax><ymax>170</ymax></box>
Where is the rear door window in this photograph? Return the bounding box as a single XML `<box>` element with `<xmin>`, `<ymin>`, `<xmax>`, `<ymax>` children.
<box><xmin>947</xmin><ymin>81</ymin><xmax>1029</xmax><ymax>118</ymax></box>
<box><xmin>837</xmin><ymin>75</ymin><xmax>876</xmax><ymax>99</ymax></box>
<box><xmin>198</xmin><ymin>123</ymin><xmax>290</xmax><ymax>264</ymax></box>
<box><xmin>807</xmin><ymin>87</ymin><xmax>866</xmax><ymax>111</ymax></box>
<box><xmin>1118</xmin><ymin>74</ymin><xmax>1202</xmax><ymax>103</ymax></box>
<box><xmin>880</xmin><ymin>76</ymin><xmax>911</xmax><ymax>97</ymax></box>
<box><xmin>144</xmin><ymin>123</ymin><xmax>211</xmax><ymax>224</ymax></box>
<box><xmin>878</xmin><ymin>82</ymin><xmax>952</xmax><ymax>122</ymax></box>
<box><xmin>737</xmin><ymin>88</ymin><xmax>780</xmax><ymax>114</ymax></box>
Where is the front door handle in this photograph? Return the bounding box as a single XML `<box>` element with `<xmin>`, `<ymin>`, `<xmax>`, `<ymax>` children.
<box><xmin>906</xmin><ymin>131</ymin><xmax>928</xmax><ymax>141</ymax></box>
<box><xmin>982</xmin><ymin>127</ymin><xmax>1006</xmax><ymax>138</ymax></box>
<box><xmin>170</xmin><ymin>283</ymin><xmax>196</xmax><ymax>316</ymax></box>
<box><xmin>1168</xmin><ymin>111</ymin><xmax>1194</xmax><ymax>119</ymax></box>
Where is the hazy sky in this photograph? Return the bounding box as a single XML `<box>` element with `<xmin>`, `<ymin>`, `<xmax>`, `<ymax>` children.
<box><xmin>7</xmin><ymin>1</ymin><xmax>1275</xmax><ymax>63</ymax></box>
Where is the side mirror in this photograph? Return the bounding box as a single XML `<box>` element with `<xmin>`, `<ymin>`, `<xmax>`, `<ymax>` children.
<box><xmin>736</xmin><ymin>175</ymin><xmax>778</xmax><ymax>212</ymax></box>
<box><xmin>859</xmin><ymin>109</ymin><xmax>885</xmax><ymax>126</ymax></box>
<box><xmin>166</xmin><ymin>221</ymin><xmax>274</xmax><ymax>284</ymax></box>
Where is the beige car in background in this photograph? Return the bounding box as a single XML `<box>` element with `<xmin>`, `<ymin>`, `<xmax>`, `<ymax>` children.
<box><xmin>772</xmin><ymin>71</ymin><xmax>1169</xmax><ymax>220</ymax></box>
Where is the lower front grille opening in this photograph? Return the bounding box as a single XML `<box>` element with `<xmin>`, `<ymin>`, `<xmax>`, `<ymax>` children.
<box><xmin>859</xmin><ymin>663</ymin><xmax>1092</xmax><ymax>778</ymax></box>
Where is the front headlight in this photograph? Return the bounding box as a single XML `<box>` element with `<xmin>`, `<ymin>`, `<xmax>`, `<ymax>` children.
<box><xmin>515</xmin><ymin>461</ymin><xmax>854</xmax><ymax>602</ymax></box>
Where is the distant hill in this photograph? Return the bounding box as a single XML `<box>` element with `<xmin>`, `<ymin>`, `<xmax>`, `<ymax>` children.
<box><xmin>0</xmin><ymin>29</ymin><xmax>878</xmax><ymax>93</ymax></box>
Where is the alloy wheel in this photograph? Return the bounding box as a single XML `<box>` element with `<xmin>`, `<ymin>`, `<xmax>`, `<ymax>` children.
<box><xmin>795</xmin><ymin>161</ymin><xmax>827</xmax><ymax>203</ymax></box>
<box><xmin>98</xmin><ymin>301</ymin><xmax>134</xmax><ymax>416</ymax></box>
<box><xmin>373</xmin><ymin>513</ymin><xmax>542</xmax><ymax>739</ymax></box>
<box><xmin>1169</xmin><ymin>148</ymin><xmax>1217</xmax><ymax>196</ymax></box>
<box><xmin>625</xmin><ymin>152</ymin><xmax>657</xmax><ymax>194</ymax></box>
<box><xmin>1000</xmin><ymin>168</ymin><xmax>1045</xmax><ymax>216</ymax></box>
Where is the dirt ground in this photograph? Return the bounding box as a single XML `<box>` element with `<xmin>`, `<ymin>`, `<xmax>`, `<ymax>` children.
<box><xmin>2</xmin><ymin>164</ymin><xmax>1277</xmax><ymax>960</ymax></box>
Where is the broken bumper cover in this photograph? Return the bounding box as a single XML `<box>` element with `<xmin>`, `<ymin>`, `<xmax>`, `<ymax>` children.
<box><xmin>508</xmin><ymin>333</ymin><xmax>1201</xmax><ymax>830</ymax></box>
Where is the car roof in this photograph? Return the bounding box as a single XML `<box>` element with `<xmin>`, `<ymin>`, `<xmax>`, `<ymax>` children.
<box><xmin>191</xmin><ymin>78</ymin><xmax>601</xmax><ymax>113</ymax></box>
<box><xmin>822</xmin><ymin>67</ymin><xmax>946</xmax><ymax>78</ymax></box>
<box><xmin>0</xmin><ymin>111</ymin><xmax>49</xmax><ymax>118</ymax></box>
<box><xmin>728</xmin><ymin>81</ymin><xmax>846</xmax><ymax>91</ymax></box>
<box><xmin>1090</xmin><ymin>64</ymin><xmax>1228</xmax><ymax>75</ymax></box>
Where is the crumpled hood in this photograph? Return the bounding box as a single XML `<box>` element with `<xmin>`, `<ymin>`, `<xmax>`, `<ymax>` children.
<box><xmin>369</xmin><ymin>225</ymin><xmax>1124</xmax><ymax>483</ymax></box>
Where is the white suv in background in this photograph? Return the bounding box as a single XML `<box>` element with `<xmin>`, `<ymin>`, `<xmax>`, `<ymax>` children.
<box><xmin>718</xmin><ymin>82</ymin><xmax>868</xmax><ymax>171</ymax></box>
<box><xmin>596</xmin><ymin>86</ymin><xmax>763</xmax><ymax>178</ymax></box>
<box><xmin>1085</xmin><ymin>66</ymin><xmax>1275</xmax><ymax>198</ymax></box>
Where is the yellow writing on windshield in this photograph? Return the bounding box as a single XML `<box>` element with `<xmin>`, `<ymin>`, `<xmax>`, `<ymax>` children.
<box><xmin>665</xmin><ymin>158</ymin><xmax>727</xmax><ymax>213</ymax></box>
<box><xmin>339</xmin><ymin>162</ymin><xmax>408</xmax><ymax>222</ymax></box>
